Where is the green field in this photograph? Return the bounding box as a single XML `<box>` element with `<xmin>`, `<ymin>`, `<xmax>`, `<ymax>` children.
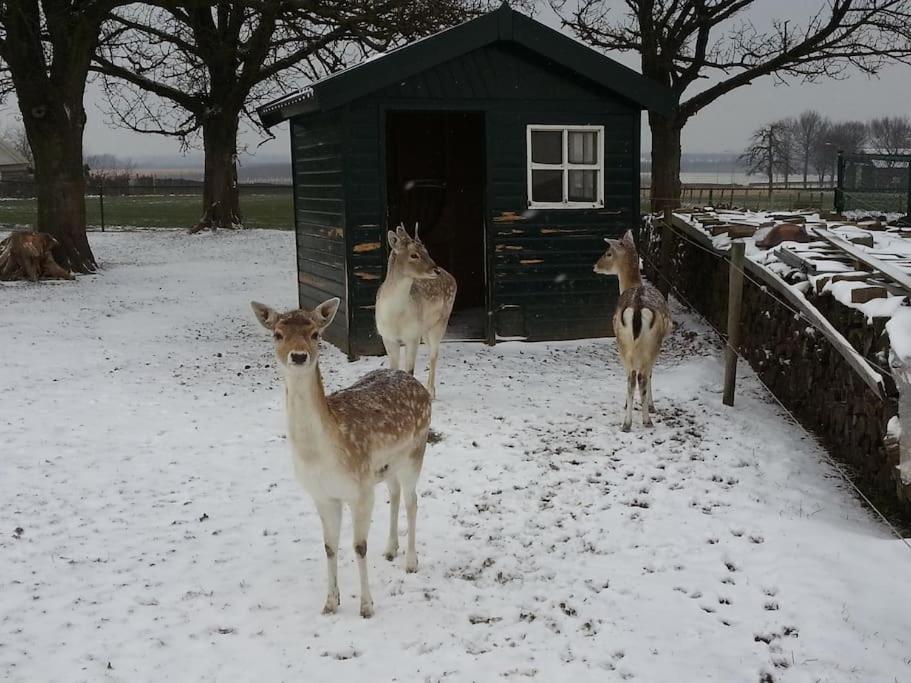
<box><xmin>0</xmin><ymin>190</ymin><xmax>294</xmax><ymax>231</ymax></box>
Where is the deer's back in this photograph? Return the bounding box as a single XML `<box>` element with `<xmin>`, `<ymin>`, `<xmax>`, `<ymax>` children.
<box><xmin>327</xmin><ymin>369</ymin><xmax>432</xmax><ymax>459</ymax></box>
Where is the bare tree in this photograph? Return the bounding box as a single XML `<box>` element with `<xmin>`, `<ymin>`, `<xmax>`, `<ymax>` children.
<box><xmin>0</xmin><ymin>1</ymin><xmax>126</xmax><ymax>272</ymax></box>
<box><xmin>868</xmin><ymin>115</ymin><xmax>911</xmax><ymax>156</ymax></box>
<box><xmin>1</xmin><ymin>120</ymin><xmax>33</xmax><ymax>166</ymax></box>
<box><xmin>789</xmin><ymin>111</ymin><xmax>827</xmax><ymax>185</ymax></box>
<box><xmin>554</xmin><ymin>0</ymin><xmax>911</xmax><ymax>210</ymax></box>
<box><xmin>94</xmin><ymin>0</ymin><xmax>486</xmax><ymax>233</ymax></box>
<box><xmin>810</xmin><ymin>119</ymin><xmax>866</xmax><ymax>183</ymax></box>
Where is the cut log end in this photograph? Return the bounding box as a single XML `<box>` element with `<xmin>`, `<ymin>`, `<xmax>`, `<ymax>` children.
<box><xmin>0</xmin><ymin>231</ymin><xmax>75</xmax><ymax>282</ymax></box>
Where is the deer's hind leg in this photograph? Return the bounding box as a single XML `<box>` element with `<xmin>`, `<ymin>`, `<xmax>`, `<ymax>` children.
<box><xmin>424</xmin><ymin>320</ymin><xmax>447</xmax><ymax>400</ymax></box>
<box><xmin>398</xmin><ymin>442</ymin><xmax>426</xmax><ymax>573</ymax></box>
<box><xmin>384</xmin><ymin>477</ymin><xmax>401</xmax><ymax>561</ymax></box>
<box><xmin>622</xmin><ymin>369</ymin><xmax>636</xmax><ymax>432</ymax></box>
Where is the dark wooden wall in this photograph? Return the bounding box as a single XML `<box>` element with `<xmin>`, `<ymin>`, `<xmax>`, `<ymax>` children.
<box><xmin>291</xmin><ymin>112</ymin><xmax>349</xmax><ymax>353</ymax></box>
<box><xmin>294</xmin><ymin>42</ymin><xmax>641</xmax><ymax>357</ymax></box>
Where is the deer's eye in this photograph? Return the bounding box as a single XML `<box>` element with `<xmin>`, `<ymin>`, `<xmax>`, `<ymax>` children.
<box><xmin>410</xmin><ymin>252</ymin><xmax>419</xmax><ymax>259</ymax></box>
<box><xmin>311</xmin><ymin>331</ymin><xmax>319</xmax><ymax>340</ymax></box>
<box><xmin>274</xmin><ymin>331</ymin><xmax>283</xmax><ymax>341</ymax></box>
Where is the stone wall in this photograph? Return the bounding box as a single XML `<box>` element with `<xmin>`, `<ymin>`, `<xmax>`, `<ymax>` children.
<box><xmin>641</xmin><ymin>220</ymin><xmax>909</xmax><ymax>522</ymax></box>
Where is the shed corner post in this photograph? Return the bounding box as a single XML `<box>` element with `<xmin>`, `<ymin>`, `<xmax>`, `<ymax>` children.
<box><xmin>657</xmin><ymin>207</ymin><xmax>673</xmax><ymax>299</ymax></box>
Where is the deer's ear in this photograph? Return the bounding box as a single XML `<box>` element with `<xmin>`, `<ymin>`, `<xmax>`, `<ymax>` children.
<box><xmin>314</xmin><ymin>297</ymin><xmax>340</xmax><ymax>329</ymax></box>
<box><xmin>251</xmin><ymin>301</ymin><xmax>280</xmax><ymax>330</ymax></box>
<box><xmin>387</xmin><ymin>230</ymin><xmax>398</xmax><ymax>249</ymax></box>
<box><xmin>396</xmin><ymin>224</ymin><xmax>408</xmax><ymax>238</ymax></box>
<box><xmin>622</xmin><ymin>230</ymin><xmax>635</xmax><ymax>245</ymax></box>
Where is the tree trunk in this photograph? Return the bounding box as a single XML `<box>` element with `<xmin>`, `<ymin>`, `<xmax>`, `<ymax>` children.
<box><xmin>649</xmin><ymin>112</ymin><xmax>684</xmax><ymax>211</ymax></box>
<box><xmin>192</xmin><ymin>115</ymin><xmax>241</xmax><ymax>233</ymax></box>
<box><xmin>27</xmin><ymin>125</ymin><xmax>94</xmax><ymax>272</ymax></box>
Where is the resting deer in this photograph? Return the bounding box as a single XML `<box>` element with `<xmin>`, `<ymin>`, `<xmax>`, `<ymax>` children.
<box><xmin>376</xmin><ymin>224</ymin><xmax>457</xmax><ymax>400</ymax></box>
<box><xmin>251</xmin><ymin>298</ymin><xmax>431</xmax><ymax>618</ymax></box>
<box><xmin>594</xmin><ymin>230</ymin><xmax>672</xmax><ymax>431</ymax></box>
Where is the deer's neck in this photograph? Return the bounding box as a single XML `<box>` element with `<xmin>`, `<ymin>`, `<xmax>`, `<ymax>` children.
<box><xmin>383</xmin><ymin>263</ymin><xmax>415</xmax><ymax>297</ymax></box>
<box><xmin>284</xmin><ymin>367</ymin><xmax>335</xmax><ymax>457</ymax></box>
<box><xmin>617</xmin><ymin>268</ymin><xmax>642</xmax><ymax>294</ymax></box>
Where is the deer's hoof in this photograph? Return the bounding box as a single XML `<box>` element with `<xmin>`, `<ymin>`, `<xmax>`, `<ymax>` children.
<box><xmin>322</xmin><ymin>595</ymin><xmax>339</xmax><ymax>615</ymax></box>
<box><xmin>405</xmin><ymin>554</ymin><xmax>418</xmax><ymax>573</ymax></box>
<box><xmin>384</xmin><ymin>547</ymin><xmax>398</xmax><ymax>562</ymax></box>
<box><xmin>360</xmin><ymin>601</ymin><xmax>375</xmax><ymax>619</ymax></box>
<box><xmin>621</xmin><ymin>422</ymin><xmax>631</xmax><ymax>433</ymax></box>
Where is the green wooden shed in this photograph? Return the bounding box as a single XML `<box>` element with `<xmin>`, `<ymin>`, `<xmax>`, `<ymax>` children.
<box><xmin>257</xmin><ymin>3</ymin><xmax>673</xmax><ymax>359</ymax></box>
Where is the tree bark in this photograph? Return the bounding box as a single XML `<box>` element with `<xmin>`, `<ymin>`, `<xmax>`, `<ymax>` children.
<box><xmin>192</xmin><ymin>114</ymin><xmax>242</xmax><ymax>233</ymax></box>
<box><xmin>27</xmin><ymin>121</ymin><xmax>95</xmax><ymax>272</ymax></box>
<box><xmin>649</xmin><ymin>112</ymin><xmax>684</xmax><ymax>211</ymax></box>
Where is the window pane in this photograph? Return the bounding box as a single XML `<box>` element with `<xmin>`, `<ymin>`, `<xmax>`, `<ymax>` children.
<box><xmin>568</xmin><ymin>131</ymin><xmax>597</xmax><ymax>164</ymax></box>
<box><xmin>568</xmin><ymin>170</ymin><xmax>597</xmax><ymax>202</ymax></box>
<box><xmin>531</xmin><ymin>130</ymin><xmax>562</xmax><ymax>164</ymax></box>
<box><xmin>531</xmin><ymin>170</ymin><xmax>563</xmax><ymax>203</ymax></box>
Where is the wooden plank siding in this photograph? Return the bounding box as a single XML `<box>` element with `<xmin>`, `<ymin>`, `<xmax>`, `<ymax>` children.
<box><xmin>291</xmin><ymin>114</ymin><xmax>349</xmax><ymax>354</ymax></box>
<box><xmin>293</xmin><ymin>42</ymin><xmax>640</xmax><ymax>356</ymax></box>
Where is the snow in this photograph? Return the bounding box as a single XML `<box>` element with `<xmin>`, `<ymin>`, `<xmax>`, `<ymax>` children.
<box><xmin>2</xmin><ymin>230</ymin><xmax>911</xmax><ymax>682</ymax></box>
<box><xmin>887</xmin><ymin>306</ymin><xmax>911</xmax><ymax>366</ymax></box>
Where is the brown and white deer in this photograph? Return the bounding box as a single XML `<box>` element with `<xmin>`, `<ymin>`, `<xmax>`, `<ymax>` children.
<box><xmin>594</xmin><ymin>230</ymin><xmax>672</xmax><ymax>431</ymax></box>
<box><xmin>251</xmin><ymin>297</ymin><xmax>431</xmax><ymax>618</ymax></box>
<box><xmin>376</xmin><ymin>224</ymin><xmax>457</xmax><ymax>400</ymax></box>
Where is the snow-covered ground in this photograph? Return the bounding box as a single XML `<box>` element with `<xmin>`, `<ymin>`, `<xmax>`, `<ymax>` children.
<box><xmin>2</xmin><ymin>230</ymin><xmax>910</xmax><ymax>683</ymax></box>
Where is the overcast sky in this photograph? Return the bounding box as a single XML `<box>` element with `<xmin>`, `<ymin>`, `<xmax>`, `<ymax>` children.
<box><xmin>1</xmin><ymin>1</ymin><xmax>908</xmax><ymax>163</ymax></box>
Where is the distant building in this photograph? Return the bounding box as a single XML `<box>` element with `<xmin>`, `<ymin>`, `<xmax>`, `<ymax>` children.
<box><xmin>0</xmin><ymin>138</ymin><xmax>30</xmax><ymax>181</ymax></box>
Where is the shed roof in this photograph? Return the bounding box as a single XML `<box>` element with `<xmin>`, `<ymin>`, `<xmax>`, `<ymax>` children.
<box><xmin>258</xmin><ymin>4</ymin><xmax>675</xmax><ymax>127</ymax></box>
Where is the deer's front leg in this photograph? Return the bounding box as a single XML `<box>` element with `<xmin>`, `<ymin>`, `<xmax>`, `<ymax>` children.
<box><xmin>315</xmin><ymin>499</ymin><xmax>342</xmax><ymax>614</ymax></box>
<box><xmin>403</xmin><ymin>338</ymin><xmax>419</xmax><ymax>376</ymax></box>
<box><xmin>351</xmin><ymin>490</ymin><xmax>376</xmax><ymax>618</ymax></box>
<box><xmin>382</xmin><ymin>337</ymin><xmax>401</xmax><ymax>371</ymax></box>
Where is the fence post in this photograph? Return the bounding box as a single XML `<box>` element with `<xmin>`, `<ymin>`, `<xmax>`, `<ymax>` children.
<box><xmin>657</xmin><ymin>207</ymin><xmax>674</xmax><ymax>298</ymax></box>
<box><xmin>835</xmin><ymin>150</ymin><xmax>845</xmax><ymax>213</ymax></box>
<box><xmin>723</xmin><ymin>242</ymin><xmax>746</xmax><ymax>406</ymax></box>
<box><xmin>99</xmin><ymin>178</ymin><xmax>105</xmax><ymax>233</ymax></box>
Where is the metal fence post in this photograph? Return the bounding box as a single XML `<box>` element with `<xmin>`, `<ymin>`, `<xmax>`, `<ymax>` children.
<box><xmin>723</xmin><ymin>242</ymin><xmax>746</xmax><ymax>406</ymax></box>
<box><xmin>99</xmin><ymin>178</ymin><xmax>105</xmax><ymax>232</ymax></box>
<box><xmin>835</xmin><ymin>150</ymin><xmax>845</xmax><ymax>213</ymax></box>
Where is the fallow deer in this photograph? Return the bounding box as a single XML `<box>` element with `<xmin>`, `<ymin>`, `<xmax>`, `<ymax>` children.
<box><xmin>594</xmin><ymin>230</ymin><xmax>672</xmax><ymax>431</ymax></box>
<box><xmin>251</xmin><ymin>298</ymin><xmax>432</xmax><ymax>618</ymax></box>
<box><xmin>376</xmin><ymin>224</ymin><xmax>457</xmax><ymax>400</ymax></box>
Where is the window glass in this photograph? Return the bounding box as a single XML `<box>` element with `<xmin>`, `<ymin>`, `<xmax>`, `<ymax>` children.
<box><xmin>568</xmin><ymin>170</ymin><xmax>597</xmax><ymax>202</ymax></box>
<box><xmin>531</xmin><ymin>170</ymin><xmax>563</xmax><ymax>202</ymax></box>
<box><xmin>568</xmin><ymin>131</ymin><xmax>597</xmax><ymax>164</ymax></box>
<box><xmin>531</xmin><ymin>130</ymin><xmax>562</xmax><ymax>164</ymax></box>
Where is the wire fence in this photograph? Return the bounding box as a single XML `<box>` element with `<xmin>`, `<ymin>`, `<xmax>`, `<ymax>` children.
<box><xmin>644</xmin><ymin>214</ymin><xmax>911</xmax><ymax>543</ymax></box>
<box><xmin>836</xmin><ymin>152</ymin><xmax>911</xmax><ymax>215</ymax></box>
<box><xmin>0</xmin><ymin>181</ymin><xmax>295</xmax><ymax>231</ymax></box>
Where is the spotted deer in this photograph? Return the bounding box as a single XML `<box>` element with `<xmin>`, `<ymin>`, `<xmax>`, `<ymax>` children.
<box><xmin>376</xmin><ymin>224</ymin><xmax>457</xmax><ymax>400</ymax></box>
<box><xmin>251</xmin><ymin>298</ymin><xmax>431</xmax><ymax>618</ymax></box>
<box><xmin>594</xmin><ymin>230</ymin><xmax>672</xmax><ymax>431</ymax></box>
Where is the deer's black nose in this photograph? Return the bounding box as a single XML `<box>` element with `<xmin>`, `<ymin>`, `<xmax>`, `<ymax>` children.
<box><xmin>289</xmin><ymin>352</ymin><xmax>309</xmax><ymax>365</ymax></box>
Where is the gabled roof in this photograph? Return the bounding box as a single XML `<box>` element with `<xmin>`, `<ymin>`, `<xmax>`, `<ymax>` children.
<box><xmin>257</xmin><ymin>4</ymin><xmax>674</xmax><ymax>128</ymax></box>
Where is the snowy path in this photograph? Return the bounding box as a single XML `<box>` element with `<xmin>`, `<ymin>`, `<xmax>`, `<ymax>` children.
<box><xmin>1</xmin><ymin>230</ymin><xmax>909</xmax><ymax>683</ymax></box>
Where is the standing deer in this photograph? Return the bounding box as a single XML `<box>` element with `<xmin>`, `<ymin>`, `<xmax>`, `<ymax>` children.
<box><xmin>594</xmin><ymin>230</ymin><xmax>672</xmax><ymax>431</ymax></box>
<box><xmin>251</xmin><ymin>297</ymin><xmax>431</xmax><ymax>618</ymax></box>
<box><xmin>376</xmin><ymin>224</ymin><xmax>457</xmax><ymax>400</ymax></box>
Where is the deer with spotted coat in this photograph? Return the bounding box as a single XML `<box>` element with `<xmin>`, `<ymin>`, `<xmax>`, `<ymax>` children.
<box><xmin>594</xmin><ymin>230</ymin><xmax>672</xmax><ymax>431</ymax></box>
<box><xmin>251</xmin><ymin>297</ymin><xmax>431</xmax><ymax>618</ymax></box>
<box><xmin>376</xmin><ymin>224</ymin><xmax>457</xmax><ymax>400</ymax></box>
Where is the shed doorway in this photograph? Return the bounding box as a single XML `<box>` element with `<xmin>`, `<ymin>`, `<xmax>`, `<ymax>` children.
<box><xmin>385</xmin><ymin>111</ymin><xmax>487</xmax><ymax>340</ymax></box>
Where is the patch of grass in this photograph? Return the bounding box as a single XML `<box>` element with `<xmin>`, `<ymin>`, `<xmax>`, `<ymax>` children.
<box><xmin>0</xmin><ymin>189</ymin><xmax>294</xmax><ymax>231</ymax></box>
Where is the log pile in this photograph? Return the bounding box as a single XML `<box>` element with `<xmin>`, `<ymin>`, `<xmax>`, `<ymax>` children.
<box><xmin>642</xmin><ymin>217</ymin><xmax>908</xmax><ymax>519</ymax></box>
<box><xmin>0</xmin><ymin>231</ymin><xmax>74</xmax><ymax>281</ymax></box>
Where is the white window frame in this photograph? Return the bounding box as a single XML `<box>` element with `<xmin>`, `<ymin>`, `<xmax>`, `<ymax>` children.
<box><xmin>526</xmin><ymin>125</ymin><xmax>604</xmax><ymax>209</ymax></box>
